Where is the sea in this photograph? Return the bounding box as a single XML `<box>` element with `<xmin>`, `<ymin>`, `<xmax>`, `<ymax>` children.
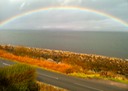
<box><xmin>0</xmin><ymin>30</ymin><xmax>128</xmax><ymax>59</ymax></box>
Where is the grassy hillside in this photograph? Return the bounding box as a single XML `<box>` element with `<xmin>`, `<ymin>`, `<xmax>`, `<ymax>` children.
<box><xmin>0</xmin><ymin>45</ymin><xmax>128</xmax><ymax>83</ymax></box>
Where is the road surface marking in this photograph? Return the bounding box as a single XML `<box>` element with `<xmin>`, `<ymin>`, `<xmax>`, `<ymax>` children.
<box><xmin>74</xmin><ymin>83</ymin><xmax>103</xmax><ymax>91</ymax></box>
<box><xmin>3</xmin><ymin>63</ymin><xmax>10</xmax><ymax>66</ymax></box>
<box><xmin>38</xmin><ymin>73</ymin><xmax>59</xmax><ymax>80</ymax></box>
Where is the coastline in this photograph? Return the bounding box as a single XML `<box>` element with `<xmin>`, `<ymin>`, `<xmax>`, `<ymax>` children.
<box><xmin>0</xmin><ymin>44</ymin><xmax>128</xmax><ymax>84</ymax></box>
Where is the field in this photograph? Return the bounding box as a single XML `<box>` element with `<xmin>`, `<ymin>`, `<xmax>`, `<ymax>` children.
<box><xmin>0</xmin><ymin>45</ymin><xmax>128</xmax><ymax>84</ymax></box>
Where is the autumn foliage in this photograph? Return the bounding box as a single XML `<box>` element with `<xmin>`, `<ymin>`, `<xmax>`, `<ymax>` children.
<box><xmin>0</xmin><ymin>49</ymin><xmax>73</xmax><ymax>74</ymax></box>
<box><xmin>0</xmin><ymin>45</ymin><xmax>128</xmax><ymax>79</ymax></box>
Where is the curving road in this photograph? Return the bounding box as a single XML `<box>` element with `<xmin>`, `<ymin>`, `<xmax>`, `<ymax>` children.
<box><xmin>0</xmin><ymin>59</ymin><xmax>128</xmax><ymax>91</ymax></box>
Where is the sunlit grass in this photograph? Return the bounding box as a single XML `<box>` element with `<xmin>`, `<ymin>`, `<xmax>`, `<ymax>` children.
<box><xmin>69</xmin><ymin>72</ymin><xmax>100</xmax><ymax>78</ymax></box>
<box><xmin>69</xmin><ymin>72</ymin><xmax>128</xmax><ymax>84</ymax></box>
<box><xmin>0</xmin><ymin>49</ymin><xmax>73</xmax><ymax>74</ymax></box>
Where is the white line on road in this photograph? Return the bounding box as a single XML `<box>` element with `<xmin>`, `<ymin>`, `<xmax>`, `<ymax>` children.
<box><xmin>38</xmin><ymin>73</ymin><xmax>59</xmax><ymax>80</ymax></box>
<box><xmin>3</xmin><ymin>63</ymin><xmax>10</xmax><ymax>66</ymax></box>
<box><xmin>74</xmin><ymin>83</ymin><xmax>103</xmax><ymax>91</ymax></box>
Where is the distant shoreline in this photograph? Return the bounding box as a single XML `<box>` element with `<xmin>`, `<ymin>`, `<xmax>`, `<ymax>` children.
<box><xmin>0</xmin><ymin>44</ymin><xmax>126</xmax><ymax>61</ymax></box>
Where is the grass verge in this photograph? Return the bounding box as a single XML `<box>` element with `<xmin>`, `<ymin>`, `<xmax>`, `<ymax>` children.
<box><xmin>37</xmin><ymin>81</ymin><xmax>68</xmax><ymax>91</ymax></box>
<box><xmin>69</xmin><ymin>72</ymin><xmax>128</xmax><ymax>84</ymax></box>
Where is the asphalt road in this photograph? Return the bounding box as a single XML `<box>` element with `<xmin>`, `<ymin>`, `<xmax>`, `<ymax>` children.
<box><xmin>0</xmin><ymin>59</ymin><xmax>128</xmax><ymax>91</ymax></box>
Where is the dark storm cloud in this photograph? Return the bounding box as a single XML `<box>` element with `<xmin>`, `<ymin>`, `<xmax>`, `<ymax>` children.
<box><xmin>0</xmin><ymin>0</ymin><xmax>128</xmax><ymax>31</ymax></box>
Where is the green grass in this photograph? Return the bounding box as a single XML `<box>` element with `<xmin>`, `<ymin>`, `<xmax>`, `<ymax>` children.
<box><xmin>69</xmin><ymin>72</ymin><xmax>128</xmax><ymax>84</ymax></box>
<box><xmin>69</xmin><ymin>72</ymin><xmax>100</xmax><ymax>78</ymax></box>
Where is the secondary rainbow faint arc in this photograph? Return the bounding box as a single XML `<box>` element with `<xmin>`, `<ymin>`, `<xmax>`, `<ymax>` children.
<box><xmin>0</xmin><ymin>6</ymin><xmax>128</xmax><ymax>27</ymax></box>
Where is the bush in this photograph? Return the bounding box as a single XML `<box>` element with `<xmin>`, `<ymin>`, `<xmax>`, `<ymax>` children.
<box><xmin>0</xmin><ymin>64</ymin><xmax>39</xmax><ymax>91</ymax></box>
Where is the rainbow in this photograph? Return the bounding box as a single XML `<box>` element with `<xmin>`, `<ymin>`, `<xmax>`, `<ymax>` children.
<box><xmin>0</xmin><ymin>6</ymin><xmax>128</xmax><ymax>27</ymax></box>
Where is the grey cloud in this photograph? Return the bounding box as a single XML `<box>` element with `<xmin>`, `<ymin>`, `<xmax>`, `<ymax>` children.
<box><xmin>58</xmin><ymin>0</ymin><xmax>82</xmax><ymax>6</ymax></box>
<box><xmin>80</xmin><ymin>0</ymin><xmax>128</xmax><ymax>21</ymax></box>
<box><xmin>0</xmin><ymin>0</ymin><xmax>128</xmax><ymax>31</ymax></box>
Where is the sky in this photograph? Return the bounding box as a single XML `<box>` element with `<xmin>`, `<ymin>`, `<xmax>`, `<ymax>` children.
<box><xmin>0</xmin><ymin>0</ymin><xmax>128</xmax><ymax>31</ymax></box>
